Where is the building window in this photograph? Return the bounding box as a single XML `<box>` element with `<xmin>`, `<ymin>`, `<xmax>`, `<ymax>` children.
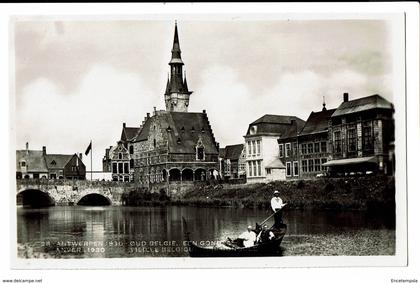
<box><xmin>293</xmin><ymin>142</ymin><xmax>298</xmax><ymax>156</ymax></box>
<box><xmin>307</xmin><ymin>143</ymin><xmax>314</xmax><ymax>154</ymax></box>
<box><xmin>321</xmin><ymin>141</ymin><xmax>327</xmax><ymax>153</ymax></box>
<box><xmin>279</xmin><ymin>144</ymin><xmax>284</xmax><ymax>158</ymax></box>
<box><xmin>124</xmin><ymin>176</ymin><xmax>129</xmax><ymax>182</ymax></box>
<box><xmin>129</xmin><ymin>145</ymin><xmax>134</xmax><ymax>154</ymax></box>
<box><xmin>334</xmin><ymin>131</ymin><xmax>342</xmax><ymax>153</ymax></box>
<box><xmin>130</xmin><ymin>159</ymin><xmax>134</xmax><ymax>169</ymax></box>
<box><xmin>33</xmin><ymin>173</ymin><xmax>39</xmax><ymax>179</ymax></box>
<box><xmin>247</xmin><ymin>141</ymin><xmax>252</xmax><ymax>155</ymax></box>
<box><xmin>256</xmin><ymin>140</ymin><xmax>261</xmax><ymax>155</ymax></box>
<box><xmin>285</xmin><ymin>143</ymin><xmax>291</xmax><ymax>157</ymax></box>
<box><xmin>252</xmin><ymin>141</ymin><xmax>256</xmax><ymax>155</ymax></box>
<box><xmin>118</xmin><ymin>153</ymin><xmax>123</xmax><ymax>159</ymax></box>
<box><xmin>301</xmin><ymin>144</ymin><xmax>307</xmax><ymax>155</ymax></box>
<box><xmin>314</xmin><ymin>142</ymin><xmax>320</xmax><ymax>153</ymax></box>
<box><xmin>197</xmin><ymin>147</ymin><xmax>205</xmax><ymax>160</ymax></box>
<box><xmin>308</xmin><ymin>159</ymin><xmax>314</xmax><ymax>172</ymax></box>
<box><xmin>293</xmin><ymin>161</ymin><xmax>299</xmax><ymax>176</ymax></box>
<box><xmin>124</xmin><ymin>162</ymin><xmax>129</xmax><ymax>174</ymax></box>
<box><xmin>112</xmin><ymin>163</ymin><xmax>117</xmax><ymax>174</ymax></box>
<box><xmin>314</xmin><ymin>159</ymin><xmax>321</xmax><ymax>172</ymax></box>
<box><xmin>20</xmin><ymin>161</ymin><xmax>26</xmax><ymax>167</ymax></box>
<box><xmin>248</xmin><ymin>162</ymin><xmax>252</xmax><ymax>176</ymax></box>
<box><xmin>118</xmin><ymin>163</ymin><xmax>123</xmax><ymax>174</ymax></box>
<box><xmin>253</xmin><ymin>161</ymin><xmax>257</xmax><ymax>177</ymax></box>
<box><xmin>257</xmin><ymin>161</ymin><xmax>261</xmax><ymax>176</ymax></box>
<box><xmin>286</xmin><ymin>162</ymin><xmax>292</xmax><ymax>177</ymax></box>
<box><xmin>321</xmin><ymin>158</ymin><xmax>328</xmax><ymax>171</ymax></box>
<box><xmin>266</xmin><ymin>168</ymin><xmax>271</xmax><ymax>175</ymax></box>
<box><xmin>302</xmin><ymin>160</ymin><xmax>308</xmax><ymax>172</ymax></box>
<box><xmin>363</xmin><ymin>125</ymin><xmax>373</xmax><ymax>151</ymax></box>
<box><xmin>348</xmin><ymin>128</ymin><xmax>357</xmax><ymax>152</ymax></box>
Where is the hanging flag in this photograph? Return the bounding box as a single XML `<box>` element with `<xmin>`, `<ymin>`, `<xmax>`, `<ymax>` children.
<box><xmin>85</xmin><ymin>141</ymin><xmax>92</xmax><ymax>155</ymax></box>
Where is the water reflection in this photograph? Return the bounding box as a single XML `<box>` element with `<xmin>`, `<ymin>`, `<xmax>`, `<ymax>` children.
<box><xmin>17</xmin><ymin>206</ymin><xmax>395</xmax><ymax>258</ymax></box>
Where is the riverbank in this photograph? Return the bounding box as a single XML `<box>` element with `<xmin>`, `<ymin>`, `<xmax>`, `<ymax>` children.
<box><xmin>123</xmin><ymin>176</ymin><xmax>395</xmax><ymax>211</ymax></box>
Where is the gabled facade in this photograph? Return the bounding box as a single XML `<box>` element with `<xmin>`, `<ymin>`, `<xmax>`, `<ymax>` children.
<box><xmin>219</xmin><ymin>144</ymin><xmax>246</xmax><ymax>180</ymax></box>
<box><xmin>16</xmin><ymin>143</ymin><xmax>85</xmax><ymax>180</ymax></box>
<box><xmin>130</xmin><ymin>23</ymin><xmax>220</xmax><ymax>188</ymax></box>
<box><xmin>244</xmin><ymin>114</ymin><xmax>305</xmax><ymax>183</ymax></box>
<box><xmin>110</xmin><ymin>141</ymin><xmax>133</xmax><ymax>182</ymax></box>
<box><xmin>325</xmin><ymin>93</ymin><xmax>394</xmax><ymax>176</ymax></box>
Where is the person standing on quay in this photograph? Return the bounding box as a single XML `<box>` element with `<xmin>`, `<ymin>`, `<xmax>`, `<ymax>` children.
<box><xmin>271</xmin><ymin>190</ymin><xmax>285</xmax><ymax>228</ymax></box>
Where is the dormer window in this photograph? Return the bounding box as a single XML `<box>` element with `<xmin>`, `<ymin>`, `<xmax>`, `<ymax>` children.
<box><xmin>20</xmin><ymin>161</ymin><xmax>26</xmax><ymax>167</ymax></box>
<box><xmin>118</xmin><ymin>153</ymin><xmax>122</xmax><ymax>159</ymax></box>
<box><xmin>196</xmin><ymin>137</ymin><xmax>205</xmax><ymax>161</ymax></box>
<box><xmin>51</xmin><ymin>160</ymin><xmax>56</xmax><ymax>166</ymax></box>
<box><xmin>250</xmin><ymin>125</ymin><xmax>257</xmax><ymax>135</ymax></box>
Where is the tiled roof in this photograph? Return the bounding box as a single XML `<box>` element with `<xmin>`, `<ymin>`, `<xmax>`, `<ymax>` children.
<box><xmin>44</xmin><ymin>154</ymin><xmax>73</xmax><ymax>170</ymax></box>
<box><xmin>16</xmin><ymin>150</ymin><xmax>48</xmax><ymax>173</ymax></box>
<box><xmin>122</xmin><ymin>127</ymin><xmax>141</xmax><ymax>141</ymax></box>
<box><xmin>246</xmin><ymin>114</ymin><xmax>305</xmax><ymax>138</ymax></box>
<box><xmin>223</xmin><ymin>144</ymin><xmax>244</xmax><ymax>161</ymax></box>
<box><xmin>299</xmin><ymin>109</ymin><xmax>336</xmax><ymax>136</ymax></box>
<box><xmin>135</xmin><ymin>111</ymin><xmax>219</xmax><ymax>155</ymax></box>
<box><xmin>332</xmin><ymin>94</ymin><xmax>393</xmax><ymax>117</ymax></box>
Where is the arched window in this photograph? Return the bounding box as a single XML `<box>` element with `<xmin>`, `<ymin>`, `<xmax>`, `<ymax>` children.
<box><xmin>130</xmin><ymin>159</ymin><xmax>134</xmax><ymax>169</ymax></box>
<box><xmin>118</xmin><ymin>153</ymin><xmax>122</xmax><ymax>160</ymax></box>
<box><xmin>129</xmin><ymin>145</ymin><xmax>134</xmax><ymax>154</ymax></box>
<box><xmin>197</xmin><ymin>147</ymin><xmax>204</xmax><ymax>160</ymax></box>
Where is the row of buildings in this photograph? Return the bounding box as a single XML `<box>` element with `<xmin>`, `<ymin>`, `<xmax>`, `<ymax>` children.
<box><xmin>16</xmin><ymin>143</ymin><xmax>86</xmax><ymax>180</ymax></box>
<box><xmin>102</xmin><ymin>23</ymin><xmax>395</xmax><ymax>187</ymax></box>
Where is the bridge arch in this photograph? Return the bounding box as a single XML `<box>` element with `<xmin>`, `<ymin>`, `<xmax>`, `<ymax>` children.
<box><xmin>75</xmin><ymin>190</ymin><xmax>113</xmax><ymax>206</ymax></box>
<box><xmin>16</xmin><ymin>189</ymin><xmax>55</xmax><ymax>207</ymax></box>
<box><xmin>77</xmin><ymin>193</ymin><xmax>111</xmax><ymax>206</ymax></box>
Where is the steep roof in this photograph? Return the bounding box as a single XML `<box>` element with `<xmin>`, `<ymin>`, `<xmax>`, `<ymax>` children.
<box><xmin>44</xmin><ymin>154</ymin><xmax>73</xmax><ymax>170</ymax></box>
<box><xmin>223</xmin><ymin>144</ymin><xmax>244</xmax><ymax>161</ymax></box>
<box><xmin>246</xmin><ymin>114</ymin><xmax>305</xmax><ymax>138</ymax></box>
<box><xmin>121</xmin><ymin>126</ymin><xmax>141</xmax><ymax>142</ymax></box>
<box><xmin>332</xmin><ymin>94</ymin><xmax>393</xmax><ymax>117</ymax></box>
<box><xmin>135</xmin><ymin>111</ymin><xmax>219</xmax><ymax>155</ymax></box>
<box><xmin>299</xmin><ymin>108</ymin><xmax>336</xmax><ymax>136</ymax></box>
<box><xmin>16</xmin><ymin>150</ymin><xmax>48</xmax><ymax>173</ymax></box>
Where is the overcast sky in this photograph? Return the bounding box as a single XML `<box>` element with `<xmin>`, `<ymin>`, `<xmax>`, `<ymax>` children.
<box><xmin>14</xmin><ymin>19</ymin><xmax>394</xmax><ymax>171</ymax></box>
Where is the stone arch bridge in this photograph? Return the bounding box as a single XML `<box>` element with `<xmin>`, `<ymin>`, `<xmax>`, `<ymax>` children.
<box><xmin>16</xmin><ymin>179</ymin><xmax>135</xmax><ymax>206</ymax></box>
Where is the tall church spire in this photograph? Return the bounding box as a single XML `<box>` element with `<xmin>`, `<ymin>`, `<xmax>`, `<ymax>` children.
<box><xmin>164</xmin><ymin>21</ymin><xmax>192</xmax><ymax>112</ymax></box>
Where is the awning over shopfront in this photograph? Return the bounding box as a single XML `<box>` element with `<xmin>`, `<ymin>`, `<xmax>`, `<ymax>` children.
<box><xmin>323</xmin><ymin>156</ymin><xmax>378</xmax><ymax>167</ymax></box>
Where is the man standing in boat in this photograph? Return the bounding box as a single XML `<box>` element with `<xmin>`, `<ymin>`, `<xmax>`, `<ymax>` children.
<box><xmin>271</xmin><ymin>190</ymin><xmax>286</xmax><ymax>229</ymax></box>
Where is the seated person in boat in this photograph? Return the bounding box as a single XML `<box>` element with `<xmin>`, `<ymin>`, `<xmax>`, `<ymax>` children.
<box><xmin>271</xmin><ymin>190</ymin><xmax>286</xmax><ymax>229</ymax></box>
<box><xmin>237</xmin><ymin>225</ymin><xmax>257</xmax><ymax>247</ymax></box>
<box><xmin>256</xmin><ymin>225</ymin><xmax>275</xmax><ymax>243</ymax></box>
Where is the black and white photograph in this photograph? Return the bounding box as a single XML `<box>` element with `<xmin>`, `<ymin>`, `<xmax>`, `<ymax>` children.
<box><xmin>1</xmin><ymin>2</ymin><xmax>419</xmax><ymax>283</ymax></box>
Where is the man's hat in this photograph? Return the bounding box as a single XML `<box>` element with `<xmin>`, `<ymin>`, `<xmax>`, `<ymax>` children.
<box><xmin>247</xmin><ymin>225</ymin><xmax>252</xmax><ymax>229</ymax></box>
<box><xmin>273</xmin><ymin>190</ymin><xmax>279</xmax><ymax>194</ymax></box>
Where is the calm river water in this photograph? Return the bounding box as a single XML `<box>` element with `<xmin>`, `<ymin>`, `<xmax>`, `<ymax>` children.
<box><xmin>17</xmin><ymin>206</ymin><xmax>395</xmax><ymax>258</ymax></box>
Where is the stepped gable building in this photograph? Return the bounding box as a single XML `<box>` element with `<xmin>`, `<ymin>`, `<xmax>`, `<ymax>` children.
<box><xmin>16</xmin><ymin>143</ymin><xmax>85</xmax><ymax>180</ymax></box>
<box><xmin>132</xmin><ymin>23</ymin><xmax>220</xmax><ymax>187</ymax></box>
<box><xmin>294</xmin><ymin>102</ymin><xmax>336</xmax><ymax>179</ymax></box>
<box><xmin>219</xmin><ymin>144</ymin><xmax>246</xmax><ymax>180</ymax></box>
<box><xmin>244</xmin><ymin>114</ymin><xmax>305</xmax><ymax>183</ymax></box>
<box><xmin>324</xmin><ymin>93</ymin><xmax>395</xmax><ymax>176</ymax></box>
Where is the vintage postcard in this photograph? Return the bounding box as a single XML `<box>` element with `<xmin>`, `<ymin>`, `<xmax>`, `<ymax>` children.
<box><xmin>5</xmin><ymin>4</ymin><xmax>416</xmax><ymax>274</ymax></box>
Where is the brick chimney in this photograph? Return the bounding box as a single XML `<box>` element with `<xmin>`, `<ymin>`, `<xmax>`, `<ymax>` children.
<box><xmin>146</xmin><ymin>113</ymin><xmax>150</xmax><ymax>118</ymax></box>
<box><xmin>42</xmin><ymin>146</ymin><xmax>46</xmax><ymax>156</ymax></box>
<box><xmin>79</xmin><ymin>153</ymin><xmax>82</xmax><ymax>160</ymax></box>
<box><xmin>343</xmin><ymin>92</ymin><xmax>349</xmax><ymax>102</ymax></box>
<box><xmin>26</xmin><ymin>142</ymin><xmax>29</xmax><ymax>154</ymax></box>
<box><xmin>123</xmin><ymin>122</ymin><xmax>126</xmax><ymax>128</ymax></box>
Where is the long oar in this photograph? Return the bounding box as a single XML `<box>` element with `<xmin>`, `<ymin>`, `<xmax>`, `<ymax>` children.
<box><xmin>259</xmin><ymin>203</ymin><xmax>287</xmax><ymax>226</ymax></box>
